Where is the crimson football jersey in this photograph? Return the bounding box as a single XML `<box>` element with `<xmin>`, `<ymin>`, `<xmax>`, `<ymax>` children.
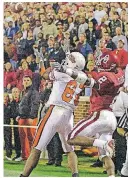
<box><xmin>89</xmin><ymin>68</ymin><xmax>125</xmax><ymax>112</ymax></box>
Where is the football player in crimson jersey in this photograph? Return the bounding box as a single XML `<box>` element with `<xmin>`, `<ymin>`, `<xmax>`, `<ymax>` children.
<box><xmin>20</xmin><ymin>52</ymin><xmax>86</xmax><ymax>177</ymax></box>
<box><xmin>64</xmin><ymin>50</ymin><xmax>125</xmax><ymax>177</ymax></box>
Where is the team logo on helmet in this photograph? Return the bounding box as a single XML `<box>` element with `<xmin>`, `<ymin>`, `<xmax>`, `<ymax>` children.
<box><xmin>96</xmin><ymin>50</ymin><xmax>118</xmax><ymax>72</ymax></box>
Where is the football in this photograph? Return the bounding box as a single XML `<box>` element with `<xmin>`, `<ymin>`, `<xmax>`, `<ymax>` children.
<box><xmin>10</xmin><ymin>3</ymin><xmax>23</xmax><ymax>13</ymax></box>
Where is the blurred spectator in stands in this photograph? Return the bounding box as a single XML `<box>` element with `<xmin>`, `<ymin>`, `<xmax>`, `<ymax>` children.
<box><xmin>21</xmin><ymin>23</ymin><xmax>30</xmax><ymax>39</ymax></box>
<box><xmin>112</xmin><ymin>27</ymin><xmax>128</xmax><ymax>51</ymax></box>
<box><xmin>17</xmin><ymin>75</ymin><xmax>40</xmax><ymax>160</ymax></box>
<box><xmin>121</xmin><ymin>2</ymin><xmax>128</xmax><ymax>12</ymax></box>
<box><xmin>36</xmin><ymin>32</ymin><xmax>48</xmax><ymax>51</ymax></box>
<box><xmin>26</xmin><ymin>30</ymin><xmax>35</xmax><ymax>56</ymax></box>
<box><xmin>47</xmin><ymin>36</ymin><xmax>54</xmax><ymax>54</ymax></box>
<box><xmin>43</xmin><ymin>14</ymin><xmax>58</xmax><ymax>39</ymax></box>
<box><xmin>73</xmin><ymin>15</ymin><xmax>80</xmax><ymax>38</ymax></box>
<box><xmin>4</xmin><ymin>36</ymin><xmax>17</xmax><ymax>62</ymax></box>
<box><xmin>69</xmin><ymin>42</ymin><xmax>77</xmax><ymax>53</ymax></box>
<box><xmin>124</xmin><ymin>22</ymin><xmax>128</xmax><ymax>40</ymax></box>
<box><xmin>4</xmin><ymin>21</ymin><xmax>18</xmax><ymax>39</ymax></box>
<box><xmin>4</xmin><ymin>52</ymin><xmax>10</xmax><ymax>65</ymax></box>
<box><xmin>49</xmin><ymin>41</ymin><xmax>66</xmax><ymax>64</ymax></box>
<box><xmin>109</xmin><ymin>12</ymin><xmax>122</xmax><ymax>37</ymax></box>
<box><xmin>26</xmin><ymin>55</ymin><xmax>38</xmax><ymax>72</ymax></box>
<box><xmin>68</xmin><ymin>17</ymin><xmax>74</xmax><ymax>32</ymax></box>
<box><xmin>112</xmin><ymin>39</ymin><xmax>128</xmax><ymax>69</ymax></box>
<box><xmin>40</xmin><ymin>13</ymin><xmax>46</xmax><ymax>25</ymax></box>
<box><xmin>62</xmin><ymin>22</ymin><xmax>69</xmax><ymax>34</ymax></box>
<box><xmin>10</xmin><ymin>58</ymin><xmax>17</xmax><ymax>71</ymax></box>
<box><xmin>33</xmin><ymin>19</ymin><xmax>42</xmax><ymax>41</ymax></box>
<box><xmin>85</xmin><ymin>21</ymin><xmax>98</xmax><ymax>51</ymax></box>
<box><xmin>32</xmin><ymin>72</ymin><xmax>41</xmax><ymax>91</ymax></box>
<box><xmin>95</xmin><ymin>38</ymin><xmax>107</xmax><ymax>53</ymax></box>
<box><xmin>56</xmin><ymin>22</ymin><xmax>64</xmax><ymax>43</ymax></box>
<box><xmin>4</xmin><ymin>21</ymin><xmax>9</xmax><ymax>37</ymax></box>
<box><xmin>76</xmin><ymin>33</ymin><xmax>93</xmax><ymax>59</ymax></box>
<box><xmin>10</xmin><ymin>87</ymin><xmax>22</xmax><ymax>161</ymax></box>
<box><xmin>62</xmin><ymin>31</ymin><xmax>70</xmax><ymax>52</ymax></box>
<box><xmin>114</xmin><ymin>3</ymin><xmax>122</xmax><ymax>15</ymax></box>
<box><xmin>103</xmin><ymin>31</ymin><xmax>117</xmax><ymax>51</ymax></box>
<box><xmin>70</xmin><ymin>3</ymin><xmax>78</xmax><ymax>16</ymax></box>
<box><xmin>4</xmin><ymin>62</ymin><xmax>17</xmax><ymax>93</ymax></box>
<box><xmin>86</xmin><ymin>10</ymin><xmax>97</xmax><ymax>29</ymax></box>
<box><xmin>52</xmin><ymin>3</ymin><xmax>60</xmax><ymax>14</ymax></box>
<box><xmin>39</xmin><ymin>46</ymin><xmax>49</xmax><ymax>69</ymax></box>
<box><xmin>4</xmin><ymin>92</ymin><xmax>12</xmax><ymax>161</ymax></box>
<box><xmin>62</xmin><ymin>22</ymin><xmax>77</xmax><ymax>44</ymax></box>
<box><xmin>94</xmin><ymin>4</ymin><xmax>106</xmax><ymax>25</ymax></box>
<box><xmin>103</xmin><ymin>14</ymin><xmax>110</xmax><ymax>26</ymax></box>
<box><xmin>78</xmin><ymin>16</ymin><xmax>88</xmax><ymax>38</ymax></box>
<box><xmin>4</xmin><ymin>10</ymin><xmax>13</xmax><ymax>23</ymax></box>
<box><xmin>61</xmin><ymin>11</ymin><xmax>68</xmax><ymax>24</ymax></box>
<box><xmin>16</xmin><ymin>60</ymin><xmax>33</xmax><ymax>91</ymax></box>
<box><xmin>99</xmin><ymin>26</ymin><xmax>110</xmax><ymax>39</ymax></box>
<box><xmin>86</xmin><ymin>54</ymin><xmax>95</xmax><ymax>72</ymax></box>
<box><xmin>120</xmin><ymin>9</ymin><xmax>128</xmax><ymax>35</ymax></box>
<box><xmin>15</xmin><ymin>31</ymin><xmax>28</xmax><ymax>63</ymax></box>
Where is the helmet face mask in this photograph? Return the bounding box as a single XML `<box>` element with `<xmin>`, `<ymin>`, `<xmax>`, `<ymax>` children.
<box><xmin>66</xmin><ymin>54</ymin><xmax>77</xmax><ymax>69</ymax></box>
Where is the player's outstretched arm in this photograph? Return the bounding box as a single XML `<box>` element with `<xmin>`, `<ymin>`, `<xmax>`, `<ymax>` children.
<box><xmin>65</xmin><ymin>68</ymin><xmax>95</xmax><ymax>87</ymax></box>
<box><xmin>42</xmin><ymin>67</ymin><xmax>51</xmax><ymax>80</ymax></box>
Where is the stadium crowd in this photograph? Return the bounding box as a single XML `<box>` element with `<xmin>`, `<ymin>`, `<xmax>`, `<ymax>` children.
<box><xmin>4</xmin><ymin>2</ymin><xmax>128</xmax><ymax>176</ymax></box>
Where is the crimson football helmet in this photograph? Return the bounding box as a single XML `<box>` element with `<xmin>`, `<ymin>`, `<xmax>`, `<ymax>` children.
<box><xmin>95</xmin><ymin>50</ymin><xmax>119</xmax><ymax>72</ymax></box>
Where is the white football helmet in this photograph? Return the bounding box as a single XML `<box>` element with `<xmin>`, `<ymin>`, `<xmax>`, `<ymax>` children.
<box><xmin>65</xmin><ymin>52</ymin><xmax>85</xmax><ymax>71</ymax></box>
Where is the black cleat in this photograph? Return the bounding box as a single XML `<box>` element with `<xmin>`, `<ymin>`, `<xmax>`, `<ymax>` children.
<box><xmin>121</xmin><ymin>174</ymin><xmax>128</xmax><ymax>177</ymax></box>
<box><xmin>90</xmin><ymin>160</ymin><xmax>103</xmax><ymax>167</ymax></box>
<box><xmin>19</xmin><ymin>174</ymin><xmax>26</xmax><ymax>177</ymax></box>
<box><xmin>103</xmin><ymin>170</ymin><xmax>107</xmax><ymax>174</ymax></box>
<box><xmin>46</xmin><ymin>161</ymin><xmax>55</xmax><ymax>165</ymax></box>
<box><xmin>72</xmin><ymin>173</ymin><xmax>79</xmax><ymax>177</ymax></box>
<box><xmin>55</xmin><ymin>163</ymin><xmax>61</xmax><ymax>167</ymax></box>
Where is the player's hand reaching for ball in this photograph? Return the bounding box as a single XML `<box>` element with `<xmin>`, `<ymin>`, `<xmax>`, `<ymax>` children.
<box><xmin>53</xmin><ymin>62</ymin><xmax>66</xmax><ymax>73</ymax></box>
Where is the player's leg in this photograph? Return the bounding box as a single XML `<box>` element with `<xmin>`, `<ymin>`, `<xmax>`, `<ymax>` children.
<box><xmin>20</xmin><ymin>106</ymin><xmax>57</xmax><ymax>177</ymax></box>
<box><xmin>98</xmin><ymin>133</ymin><xmax>115</xmax><ymax>177</ymax></box>
<box><xmin>67</xmin><ymin>151</ymin><xmax>79</xmax><ymax>177</ymax></box>
<box><xmin>102</xmin><ymin>156</ymin><xmax>115</xmax><ymax>177</ymax></box>
<box><xmin>58</xmin><ymin>111</ymin><xmax>79</xmax><ymax>177</ymax></box>
<box><xmin>68</xmin><ymin>110</ymin><xmax>117</xmax><ymax>156</ymax></box>
<box><xmin>121</xmin><ymin>138</ymin><xmax>128</xmax><ymax>177</ymax></box>
<box><xmin>59</xmin><ymin>132</ymin><xmax>79</xmax><ymax>176</ymax></box>
<box><xmin>68</xmin><ymin>135</ymin><xmax>95</xmax><ymax>146</ymax></box>
<box><xmin>20</xmin><ymin>148</ymin><xmax>41</xmax><ymax>177</ymax></box>
<box><xmin>67</xmin><ymin>111</ymin><xmax>100</xmax><ymax>146</ymax></box>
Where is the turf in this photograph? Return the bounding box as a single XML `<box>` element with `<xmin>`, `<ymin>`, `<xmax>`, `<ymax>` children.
<box><xmin>4</xmin><ymin>155</ymin><xmax>108</xmax><ymax>177</ymax></box>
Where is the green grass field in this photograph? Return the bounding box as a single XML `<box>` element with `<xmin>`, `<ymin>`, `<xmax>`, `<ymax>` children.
<box><xmin>4</xmin><ymin>153</ymin><xmax>108</xmax><ymax>177</ymax></box>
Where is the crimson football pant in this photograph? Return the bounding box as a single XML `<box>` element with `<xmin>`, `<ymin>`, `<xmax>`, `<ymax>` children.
<box><xmin>18</xmin><ymin>118</ymin><xmax>37</xmax><ymax>160</ymax></box>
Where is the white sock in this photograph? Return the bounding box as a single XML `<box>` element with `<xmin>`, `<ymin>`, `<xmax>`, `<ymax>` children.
<box><xmin>109</xmin><ymin>175</ymin><xmax>115</xmax><ymax>177</ymax></box>
<box><xmin>93</xmin><ymin>139</ymin><xmax>106</xmax><ymax>149</ymax></box>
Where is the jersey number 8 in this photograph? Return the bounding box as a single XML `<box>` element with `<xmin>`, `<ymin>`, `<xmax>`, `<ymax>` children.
<box><xmin>98</xmin><ymin>76</ymin><xmax>107</xmax><ymax>84</ymax></box>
